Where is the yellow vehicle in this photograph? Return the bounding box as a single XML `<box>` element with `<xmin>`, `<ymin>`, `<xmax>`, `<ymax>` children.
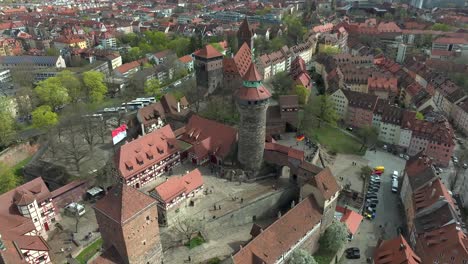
<box><xmin>374</xmin><ymin>166</ymin><xmax>385</xmax><ymax>172</ymax></box>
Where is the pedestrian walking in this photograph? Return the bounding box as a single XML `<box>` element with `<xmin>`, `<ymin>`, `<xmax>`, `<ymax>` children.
<box><xmin>219</xmin><ymin>205</ymin><xmax>221</xmax><ymax>210</ymax></box>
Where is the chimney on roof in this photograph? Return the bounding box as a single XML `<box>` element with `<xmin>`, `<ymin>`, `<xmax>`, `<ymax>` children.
<box><xmin>399</xmin><ymin>243</ymin><xmax>406</xmax><ymax>251</ymax></box>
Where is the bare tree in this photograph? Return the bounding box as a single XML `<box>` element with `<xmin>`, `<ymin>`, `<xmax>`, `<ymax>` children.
<box><xmin>173</xmin><ymin>216</ymin><xmax>205</xmax><ymax>243</ymax></box>
<box><xmin>78</xmin><ymin>115</ymin><xmax>97</xmax><ymax>150</ymax></box>
<box><xmin>60</xmin><ymin>122</ymin><xmax>89</xmax><ymax>173</ymax></box>
<box><xmin>95</xmin><ymin>160</ymin><xmax>119</xmax><ymax>191</ymax></box>
<box><xmin>96</xmin><ymin>119</ymin><xmax>109</xmax><ymax>144</ymax></box>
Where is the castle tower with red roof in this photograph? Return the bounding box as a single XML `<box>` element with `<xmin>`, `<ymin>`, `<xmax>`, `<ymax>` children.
<box><xmin>193</xmin><ymin>44</ymin><xmax>224</xmax><ymax>96</ymax></box>
<box><xmin>235</xmin><ymin>62</ymin><xmax>271</xmax><ymax>175</ymax></box>
<box><xmin>93</xmin><ymin>184</ymin><xmax>162</xmax><ymax>264</ymax></box>
<box><xmin>237</xmin><ymin>17</ymin><xmax>254</xmax><ymax>51</ymax></box>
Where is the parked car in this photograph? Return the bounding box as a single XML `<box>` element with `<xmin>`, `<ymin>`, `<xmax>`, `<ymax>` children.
<box><xmin>367</xmin><ymin>203</ymin><xmax>377</xmax><ymax>209</ymax></box>
<box><xmin>346</xmin><ymin>248</ymin><xmax>361</xmax><ymax>259</ymax></box>
<box><xmin>366</xmin><ymin>194</ymin><xmax>378</xmax><ymax>199</ymax></box>
<box><xmin>383</xmin><ymin>145</ymin><xmax>388</xmax><ymax>150</ymax></box>
<box><xmin>464</xmin><ymin>163</ymin><xmax>468</xmax><ymax>169</ymax></box>
<box><xmin>346</xmin><ymin>247</ymin><xmax>359</xmax><ymax>254</ymax></box>
<box><xmin>392</xmin><ymin>179</ymin><xmax>398</xmax><ymax>193</ymax></box>
<box><xmin>65</xmin><ymin>202</ymin><xmax>86</xmax><ymax>217</ymax></box>
<box><xmin>347</xmin><ymin>127</ymin><xmax>353</xmax><ymax>131</ymax></box>
<box><xmin>392</xmin><ymin>170</ymin><xmax>399</xmax><ymax>180</ymax></box>
<box><xmin>85</xmin><ymin>186</ymin><xmax>105</xmax><ymax>202</ymax></box>
<box><xmin>366</xmin><ymin>198</ymin><xmax>379</xmax><ymax>204</ymax></box>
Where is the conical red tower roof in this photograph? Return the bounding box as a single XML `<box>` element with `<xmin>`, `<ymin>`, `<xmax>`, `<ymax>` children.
<box><xmin>235</xmin><ymin>62</ymin><xmax>271</xmax><ymax>102</ymax></box>
<box><xmin>243</xmin><ymin>62</ymin><xmax>263</xmax><ymax>82</ymax></box>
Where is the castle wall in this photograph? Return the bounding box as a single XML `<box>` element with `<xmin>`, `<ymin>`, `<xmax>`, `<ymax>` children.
<box><xmin>237</xmin><ymin>101</ymin><xmax>269</xmax><ymax>173</ymax></box>
<box><xmin>213</xmin><ymin>185</ymin><xmax>298</xmax><ymax>227</ymax></box>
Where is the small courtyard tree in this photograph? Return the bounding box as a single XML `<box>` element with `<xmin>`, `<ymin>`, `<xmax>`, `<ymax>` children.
<box><xmin>319</xmin><ymin>222</ymin><xmax>348</xmax><ymax>253</ymax></box>
<box><xmin>357</xmin><ymin>126</ymin><xmax>379</xmax><ymax>151</ymax></box>
<box><xmin>173</xmin><ymin>216</ymin><xmax>205</xmax><ymax>244</ymax></box>
<box><xmin>305</xmin><ymin>94</ymin><xmax>338</xmax><ymax>128</ymax></box>
<box><xmin>289</xmin><ymin>249</ymin><xmax>318</xmax><ymax>264</ymax></box>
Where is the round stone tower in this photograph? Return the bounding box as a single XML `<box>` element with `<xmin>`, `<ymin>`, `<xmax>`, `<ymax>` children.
<box><xmin>235</xmin><ymin>62</ymin><xmax>271</xmax><ymax>175</ymax></box>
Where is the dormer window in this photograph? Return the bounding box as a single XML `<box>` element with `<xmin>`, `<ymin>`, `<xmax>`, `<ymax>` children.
<box><xmin>125</xmin><ymin>161</ymin><xmax>134</xmax><ymax>171</ymax></box>
<box><xmin>146</xmin><ymin>151</ymin><xmax>153</xmax><ymax>160</ymax></box>
<box><xmin>136</xmin><ymin>155</ymin><xmax>144</xmax><ymax>165</ymax></box>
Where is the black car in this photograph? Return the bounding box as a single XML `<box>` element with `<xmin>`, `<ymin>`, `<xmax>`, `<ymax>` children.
<box><xmin>368</xmin><ymin>187</ymin><xmax>379</xmax><ymax>193</ymax></box>
<box><xmin>369</xmin><ymin>182</ymin><xmax>380</xmax><ymax>188</ymax></box>
<box><xmin>346</xmin><ymin>248</ymin><xmax>360</xmax><ymax>259</ymax></box>
<box><xmin>366</xmin><ymin>193</ymin><xmax>378</xmax><ymax>199</ymax></box>
<box><xmin>367</xmin><ymin>203</ymin><xmax>377</xmax><ymax>209</ymax></box>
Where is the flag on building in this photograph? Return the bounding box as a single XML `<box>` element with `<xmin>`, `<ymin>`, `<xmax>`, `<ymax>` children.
<box><xmin>296</xmin><ymin>134</ymin><xmax>305</xmax><ymax>141</ymax></box>
<box><xmin>112</xmin><ymin>124</ymin><xmax>127</xmax><ymax>145</ymax></box>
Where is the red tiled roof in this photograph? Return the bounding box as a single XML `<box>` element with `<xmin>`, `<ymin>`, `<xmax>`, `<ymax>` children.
<box><xmin>232</xmin><ymin>195</ymin><xmax>322</xmax><ymax>264</ymax></box>
<box><xmin>311</xmin><ymin>167</ymin><xmax>340</xmax><ymax>200</ymax></box>
<box><xmin>243</xmin><ymin>62</ymin><xmax>262</xmax><ymax>82</ymax></box>
<box><xmin>434</xmin><ymin>37</ymin><xmax>468</xmax><ymax>45</ymax></box>
<box><xmin>413</xmin><ymin>178</ymin><xmax>455</xmax><ymax>212</ymax></box>
<box><xmin>179</xmin><ymin>115</ymin><xmax>237</xmax><ymax>160</ymax></box>
<box><xmin>374</xmin><ymin>235</ymin><xmax>421</xmax><ymax>264</ymax></box>
<box><xmin>154</xmin><ymin>169</ymin><xmax>203</xmax><ymax>203</ymax></box>
<box><xmin>116</xmin><ymin>125</ymin><xmax>179</xmax><ymax>179</ymax></box>
<box><xmin>368</xmin><ymin>76</ymin><xmax>398</xmax><ymax>93</ymax></box>
<box><xmin>193</xmin><ymin>44</ymin><xmax>223</xmax><ymax>59</ymax></box>
<box><xmin>94</xmin><ymin>184</ymin><xmax>157</xmax><ymax>224</ymax></box>
<box><xmin>416</xmin><ymin>223</ymin><xmax>468</xmax><ymax>264</ymax></box>
<box><xmin>115</xmin><ymin>60</ymin><xmax>140</xmax><ymax>74</ymax></box>
<box><xmin>178</xmin><ymin>55</ymin><xmax>193</xmax><ymax>63</ymax></box>
<box><xmin>337</xmin><ymin>206</ymin><xmax>363</xmax><ymax>235</ymax></box>
<box><xmin>137</xmin><ymin>102</ymin><xmax>165</xmax><ymax>125</ymax></box>
<box><xmin>236</xmin><ymin>85</ymin><xmax>271</xmax><ymax>101</ymax></box>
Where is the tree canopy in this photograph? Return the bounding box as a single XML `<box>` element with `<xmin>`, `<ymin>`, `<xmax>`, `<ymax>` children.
<box><xmin>35</xmin><ymin>77</ymin><xmax>69</xmax><ymax>110</ymax></box>
<box><xmin>270</xmin><ymin>71</ymin><xmax>294</xmax><ymax>98</ymax></box>
<box><xmin>289</xmin><ymin>249</ymin><xmax>318</xmax><ymax>264</ymax></box>
<box><xmin>144</xmin><ymin>78</ymin><xmax>163</xmax><ymax>99</ymax></box>
<box><xmin>283</xmin><ymin>15</ymin><xmax>307</xmax><ymax>44</ymax></box>
<box><xmin>431</xmin><ymin>23</ymin><xmax>452</xmax><ymax>32</ymax></box>
<box><xmin>295</xmin><ymin>85</ymin><xmax>310</xmax><ymax>105</ymax></box>
<box><xmin>0</xmin><ymin>97</ymin><xmax>15</xmax><ymax>148</ymax></box>
<box><xmin>57</xmin><ymin>70</ymin><xmax>82</xmax><ymax>103</ymax></box>
<box><xmin>357</xmin><ymin>126</ymin><xmax>378</xmax><ymax>151</ymax></box>
<box><xmin>319</xmin><ymin>222</ymin><xmax>348</xmax><ymax>252</ymax></box>
<box><xmin>319</xmin><ymin>45</ymin><xmax>341</xmax><ymax>55</ymax></box>
<box><xmin>119</xmin><ymin>31</ymin><xmax>194</xmax><ymax>62</ymax></box>
<box><xmin>305</xmin><ymin>94</ymin><xmax>338</xmax><ymax>128</ymax></box>
<box><xmin>32</xmin><ymin>105</ymin><xmax>58</xmax><ymax>129</ymax></box>
<box><xmin>0</xmin><ymin>162</ymin><xmax>19</xmax><ymax>194</ymax></box>
<box><xmin>83</xmin><ymin>71</ymin><xmax>108</xmax><ymax>103</ymax></box>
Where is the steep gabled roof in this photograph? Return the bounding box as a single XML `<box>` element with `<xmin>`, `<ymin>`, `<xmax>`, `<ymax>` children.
<box><xmin>94</xmin><ymin>184</ymin><xmax>157</xmax><ymax>224</ymax></box>
<box><xmin>193</xmin><ymin>44</ymin><xmax>223</xmax><ymax>59</ymax></box>
<box><xmin>232</xmin><ymin>195</ymin><xmax>322</xmax><ymax>264</ymax></box>
<box><xmin>374</xmin><ymin>235</ymin><xmax>421</xmax><ymax>264</ymax></box>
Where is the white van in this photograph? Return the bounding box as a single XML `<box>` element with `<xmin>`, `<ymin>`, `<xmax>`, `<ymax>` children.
<box><xmin>392</xmin><ymin>170</ymin><xmax>399</xmax><ymax>180</ymax></box>
<box><xmin>391</xmin><ymin>179</ymin><xmax>398</xmax><ymax>193</ymax></box>
<box><xmin>65</xmin><ymin>202</ymin><xmax>86</xmax><ymax>217</ymax></box>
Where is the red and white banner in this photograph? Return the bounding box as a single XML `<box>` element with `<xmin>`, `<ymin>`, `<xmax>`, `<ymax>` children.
<box><xmin>112</xmin><ymin>124</ymin><xmax>127</xmax><ymax>145</ymax></box>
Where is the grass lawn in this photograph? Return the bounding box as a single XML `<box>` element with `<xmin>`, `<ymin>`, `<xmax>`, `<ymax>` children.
<box><xmin>75</xmin><ymin>238</ymin><xmax>103</xmax><ymax>264</ymax></box>
<box><xmin>12</xmin><ymin>156</ymin><xmax>33</xmax><ymax>177</ymax></box>
<box><xmin>306</xmin><ymin>123</ymin><xmax>365</xmax><ymax>155</ymax></box>
<box><xmin>185</xmin><ymin>235</ymin><xmax>205</xmax><ymax>249</ymax></box>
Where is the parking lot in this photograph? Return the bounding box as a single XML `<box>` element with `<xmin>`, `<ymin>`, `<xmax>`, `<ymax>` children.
<box><xmin>338</xmin><ymin>149</ymin><xmax>406</xmax><ymax>263</ymax></box>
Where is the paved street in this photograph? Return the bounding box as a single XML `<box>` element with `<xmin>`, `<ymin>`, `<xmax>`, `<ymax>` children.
<box><xmin>339</xmin><ymin>150</ymin><xmax>406</xmax><ymax>263</ymax></box>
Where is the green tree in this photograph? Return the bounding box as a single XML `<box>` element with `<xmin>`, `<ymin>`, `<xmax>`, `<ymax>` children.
<box><xmin>144</xmin><ymin>78</ymin><xmax>163</xmax><ymax>99</ymax></box>
<box><xmin>360</xmin><ymin>165</ymin><xmax>373</xmax><ymax>180</ymax></box>
<box><xmin>35</xmin><ymin>77</ymin><xmax>69</xmax><ymax>110</ymax></box>
<box><xmin>45</xmin><ymin>48</ymin><xmax>60</xmax><ymax>56</ymax></box>
<box><xmin>271</xmin><ymin>71</ymin><xmax>294</xmax><ymax>98</ymax></box>
<box><xmin>295</xmin><ymin>85</ymin><xmax>310</xmax><ymax>104</ymax></box>
<box><xmin>319</xmin><ymin>45</ymin><xmax>341</xmax><ymax>55</ymax></box>
<box><xmin>168</xmin><ymin>37</ymin><xmax>191</xmax><ymax>57</ymax></box>
<box><xmin>210</xmin><ymin>42</ymin><xmax>224</xmax><ymax>53</ymax></box>
<box><xmin>415</xmin><ymin>112</ymin><xmax>424</xmax><ymax>120</ymax></box>
<box><xmin>431</xmin><ymin>23</ymin><xmax>452</xmax><ymax>31</ymax></box>
<box><xmin>306</xmin><ymin>95</ymin><xmax>338</xmax><ymax>128</ymax></box>
<box><xmin>319</xmin><ymin>222</ymin><xmax>348</xmax><ymax>253</ymax></box>
<box><xmin>0</xmin><ymin>162</ymin><xmax>19</xmax><ymax>194</ymax></box>
<box><xmin>32</xmin><ymin>105</ymin><xmax>58</xmax><ymax>129</ymax></box>
<box><xmin>283</xmin><ymin>15</ymin><xmax>306</xmax><ymax>43</ymax></box>
<box><xmin>357</xmin><ymin>126</ymin><xmax>378</xmax><ymax>151</ymax></box>
<box><xmin>0</xmin><ymin>97</ymin><xmax>15</xmax><ymax>147</ymax></box>
<box><xmin>57</xmin><ymin>70</ymin><xmax>82</xmax><ymax>103</ymax></box>
<box><xmin>83</xmin><ymin>71</ymin><xmax>108</xmax><ymax>103</ymax></box>
<box><xmin>289</xmin><ymin>249</ymin><xmax>317</xmax><ymax>264</ymax></box>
